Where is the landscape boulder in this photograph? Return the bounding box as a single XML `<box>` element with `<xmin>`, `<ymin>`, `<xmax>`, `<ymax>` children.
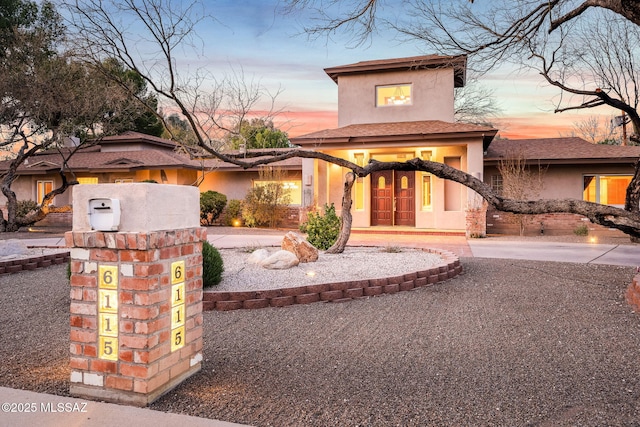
<box><xmin>281</xmin><ymin>231</ymin><xmax>319</xmax><ymax>263</ymax></box>
<box><xmin>247</xmin><ymin>248</ymin><xmax>270</xmax><ymax>265</ymax></box>
<box><xmin>260</xmin><ymin>250</ymin><xmax>300</xmax><ymax>270</ymax></box>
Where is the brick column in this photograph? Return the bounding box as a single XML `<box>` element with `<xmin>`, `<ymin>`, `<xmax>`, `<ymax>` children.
<box><xmin>67</xmin><ymin>228</ymin><xmax>205</xmax><ymax>406</ymax></box>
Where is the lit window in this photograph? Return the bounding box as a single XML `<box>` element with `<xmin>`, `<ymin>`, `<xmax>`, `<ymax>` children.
<box><xmin>77</xmin><ymin>177</ymin><xmax>98</xmax><ymax>184</ymax></box>
<box><xmin>353</xmin><ymin>154</ymin><xmax>365</xmax><ymax>210</ymax></box>
<box><xmin>401</xmin><ymin>176</ymin><xmax>409</xmax><ymax>189</ymax></box>
<box><xmin>583</xmin><ymin>175</ymin><xmax>632</xmax><ymax>206</ymax></box>
<box><xmin>422</xmin><ymin>174</ymin><xmax>432</xmax><ymax>210</ymax></box>
<box><xmin>376</xmin><ymin>84</ymin><xmax>412</xmax><ymax>106</ymax></box>
<box><xmin>254</xmin><ymin>180</ymin><xmax>302</xmax><ymax>205</ymax></box>
<box><xmin>115</xmin><ymin>179</ymin><xmax>134</xmax><ymax>184</ymax></box>
<box><xmin>36</xmin><ymin>180</ymin><xmax>53</xmax><ymax>204</ymax></box>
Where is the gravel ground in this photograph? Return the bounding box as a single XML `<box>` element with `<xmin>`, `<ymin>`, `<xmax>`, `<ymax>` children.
<box><xmin>2</xmin><ymin>258</ymin><xmax>640</xmax><ymax>426</ymax></box>
<box><xmin>217</xmin><ymin>247</ymin><xmax>444</xmax><ymax>291</ymax></box>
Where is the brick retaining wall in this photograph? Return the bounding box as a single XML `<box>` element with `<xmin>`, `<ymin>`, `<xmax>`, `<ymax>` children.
<box><xmin>203</xmin><ymin>248</ymin><xmax>461</xmax><ymax>311</ymax></box>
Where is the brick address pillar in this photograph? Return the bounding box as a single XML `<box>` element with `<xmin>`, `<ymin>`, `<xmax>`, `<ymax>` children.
<box><xmin>67</xmin><ymin>183</ymin><xmax>203</xmax><ymax>406</ymax></box>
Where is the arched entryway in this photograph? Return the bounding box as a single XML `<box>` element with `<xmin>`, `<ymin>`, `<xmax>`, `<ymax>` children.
<box><xmin>371</xmin><ymin>170</ymin><xmax>415</xmax><ymax>226</ymax></box>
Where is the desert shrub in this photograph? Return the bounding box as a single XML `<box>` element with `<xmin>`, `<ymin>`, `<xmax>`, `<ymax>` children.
<box><xmin>574</xmin><ymin>224</ymin><xmax>589</xmax><ymax>236</ymax></box>
<box><xmin>141</xmin><ymin>179</ymin><xmax>158</xmax><ymax>183</ymax></box>
<box><xmin>242</xmin><ymin>183</ymin><xmax>290</xmax><ymax>228</ymax></box>
<box><xmin>16</xmin><ymin>200</ymin><xmax>38</xmax><ymax>220</ymax></box>
<box><xmin>300</xmin><ymin>203</ymin><xmax>340</xmax><ymax>250</ymax></box>
<box><xmin>223</xmin><ymin>199</ymin><xmax>243</xmax><ymax>226</ymax></box>
<box><xmin>202</xmin><ymin>240</ymin><xmax>224</xmax><ymax>287</ymax></box>
<box><xmin>200</xmin><ymin>191</ymin><xmax>227</xmax><ymax>226</ymax></box>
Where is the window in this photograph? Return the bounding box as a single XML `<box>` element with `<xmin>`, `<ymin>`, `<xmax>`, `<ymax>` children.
<box><xmin>376</xmin><ymin>84</ymin><xmax>412</xmax><ymax>106</ymax></box>
<box><xmin>490</xmin><ymin>175</ymin><xmax>503</xmax><ymax>195</ymax></box>
<box><xmin>354</xmin><ymin>153</ymin><xmax>365</xmax><ymax>210</ymax></box>
<box><xmin>422</xmin><ymin>174</ymin><xmax>432</xmax><ymax>210</ymax></box>
<box><xmin>583</xmin><ymin>175</ymin><xmax>632</xmax><ymax>206</ymax></box>
<box><xmin>253</xmin><ymin>180</ymin><xmax>302</xmax><ymax>205</ymax></box>
<box><xmin>77</xmin><ymin>177</ymin><xmax>98</xmax><ymax>184</ymax></box>
<box><xmin>36</xmin><ymin>180</ymin><xmax>53</xmax><ymax>204</ymax></box>
<box><xmin>115</xmin><ymin>178</ymin><xmax>134</xmax><ymax>184</ymax></box>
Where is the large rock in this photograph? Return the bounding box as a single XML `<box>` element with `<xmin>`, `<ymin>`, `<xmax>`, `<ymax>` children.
<box><xmin>247</xmin><ymin>248</ymin><xmax>270</xmax><ymax>265</ymax></box>
<box><xmin>260</xmin><ymin>250</ymin><xmax>300</xmax><ymax>270</ymax></box>
<box><xmin>281</xmin><ymin>231</ymin><xmax>319</xmax><ymax>263</ymax></box>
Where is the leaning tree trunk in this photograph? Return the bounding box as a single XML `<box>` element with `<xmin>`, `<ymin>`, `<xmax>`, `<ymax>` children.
<box><xmin>326</xmin><ymin>172</ymin><xmax>355</xmax><ymax>254</ymax></box>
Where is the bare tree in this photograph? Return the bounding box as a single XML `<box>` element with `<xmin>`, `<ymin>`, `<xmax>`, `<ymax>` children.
<box><xmin>498</xmin><ymin>151</ymin><xmax>547</xmax><ymax>235</ymax></box>
<box><xmin>570</xmin><ymin>115</ymin><xmax>620</xmax><ymax>145</ymax></box>
<box><xmin>60</xmin><ymin>0</ymin><xmax>640</xmax><ymax>249</ymax></box>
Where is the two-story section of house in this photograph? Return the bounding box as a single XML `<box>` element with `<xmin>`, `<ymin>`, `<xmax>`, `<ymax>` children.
<box><xmin>291</xmin><ymin>55</ymin><xmax>497</xmax><ymax>234</ymax></box>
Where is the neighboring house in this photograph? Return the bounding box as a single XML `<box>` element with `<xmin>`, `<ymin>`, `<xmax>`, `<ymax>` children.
<box><xmin>291</xmin><ymin>55</ymin><xmax>497</xmax><ymax>235</ymax></box>
<box><xmin>484</xmin><ymin>137</ymin><xmax>640</xmax><ymax>235</ymax></box>
<box><xmin>0</xmin><ymin>132</ymin><xmax>302</xmax><ymax>226</ymax></box>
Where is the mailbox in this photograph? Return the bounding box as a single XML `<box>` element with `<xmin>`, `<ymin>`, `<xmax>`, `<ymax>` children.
<box><xmin>88</xmin><ymin>198</ymin><xmax>121</xmax><ymax>231</ymax></box>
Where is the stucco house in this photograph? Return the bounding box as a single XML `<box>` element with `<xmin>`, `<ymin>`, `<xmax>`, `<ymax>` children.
<box><xmin>3</xmin><ymin>54</ymin><xmax>640</xmax><ymax>237</ymax></box>
<box><xmin>290</xmin><ymin>55</ymin><xmax>497</xmax><ymax>234</ymax></box>
<box><xmin>484</xmin><ymin>137</ymin><xmax>640</xmax><ymax>235</ymax></box>
<box><xmin>0</xmin><ymin>132</ymin><xmax>302</xmax><ymax>226</ymax></box>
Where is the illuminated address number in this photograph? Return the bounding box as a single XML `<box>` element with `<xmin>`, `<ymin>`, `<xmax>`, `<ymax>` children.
<box><xmin>99</xmin><ymin>313</ymin><xmax>118</xmax><ymax>337</ymax></box>
<box><xmin>99</xmin><ymin>265</ymin><xmax>118</xmax><ymax>289</ymax></box>
<box><xmin>171</xmin><ymin>325</ymin><xmax>185</xmax><ymax>353</ymax></box>
<box><xmin>98</xmin><ymin>265</ymin><xmax>119</xmax><ymax>360</ymax></box>
<box><xmin>99</xmin><ymin>336</ymin><xmax>118</xmax><ymax>361</ymax></box>
<box><xmin>171</xmin><ymin>261</ymin><xmax>185</xmax><ymax>285</ymax></box>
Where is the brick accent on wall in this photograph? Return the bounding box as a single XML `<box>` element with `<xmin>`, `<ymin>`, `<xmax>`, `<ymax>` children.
<box><xmin>67</xmin><ymin>228</ymin><xmax>205</xmax><ymax>406</ymax></box>
<box><xmin>486</xmin><ymin>208</ymin><xmax>629</xmax><ymax>237</ymax></box>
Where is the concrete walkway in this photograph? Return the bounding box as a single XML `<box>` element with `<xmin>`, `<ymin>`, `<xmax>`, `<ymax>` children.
<box><xmin>27</xmin><ymin>231</ymin><xmax>640</xmax><ymax>267</ymax></box>
<box><xmin>3</xmin><ymin>230</ymin><xmax>639</xmax><ymax>426</ymax></box>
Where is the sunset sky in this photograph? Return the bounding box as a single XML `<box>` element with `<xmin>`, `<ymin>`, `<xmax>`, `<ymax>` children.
<box><xmin>179</xmin><ymin>1</ymin><xmax>620</xmax><ymax>140</ymax></box>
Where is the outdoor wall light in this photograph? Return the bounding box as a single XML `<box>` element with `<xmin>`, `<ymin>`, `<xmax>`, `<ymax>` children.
<box><xmin>232</xmin><ymin>219</ymin><xmax>241</xmax><ymax>227</ymax></box>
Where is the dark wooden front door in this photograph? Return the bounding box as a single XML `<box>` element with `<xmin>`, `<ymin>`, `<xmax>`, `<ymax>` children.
<box><xmin>371</xmin><ymin>170</ymin><xmax>393</xmax><ymax>226</ymax></box>
<box><xmin>394</xmin><ymin>171</ymin><xmax>415</xmax><ymax>226</ymax></box>
<box><xmin>371</xmin><ymin>170</ymin><xmax>415</xmax><ymax>226</ymax></box>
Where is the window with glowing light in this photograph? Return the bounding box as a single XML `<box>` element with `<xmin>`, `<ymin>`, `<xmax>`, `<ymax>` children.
<box><xmin>253</xmin><ymin>180</ymin><xmax>302</xmax><ymax>205</ymax></box>
<box><xmin>77</xmin><ymin>177</ymin><xmax>98</xmax><ymax>184</ymax></box>
<box><xmin>354</xmin><ymin>153</ymin><xmax>365</xmax><ymax>210</ymax></box>
<box><xmin>36</xmin><ymin>180</ymin><xmax>53</xmax><ymax>204</ymax></box>
<box><xmin>583</xmin><ymin>175</ymin><xmax>631</xmax><ymax>206</ymax></box>
<box><xmin>422</xmin><ymin>174</ymin><xmax>432</xmax><ymax>210</ymax></box>
<box><xmin>376</xmin><ymin>84</ymin><xmax>412</xmax><ymax>106</ymax></box>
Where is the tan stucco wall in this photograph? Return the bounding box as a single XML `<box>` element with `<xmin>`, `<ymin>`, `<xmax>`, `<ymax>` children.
<box><xmin>199</xmin><ymin>169</ymin><xmax>303</xmax><ymax>202</ymax></box>
<box><xmin>337</xmin><ymin>68</ymin><xmax>455</xmax><ymax>126</ymax></box>
<box><xmin>306</xmin><ymin>141</ymin><xmax>482</xmax><ymax>231</ymax></box>
<box><xmin>483</xmin><ymin>163</ymin><xmax>638</xmax><ymax>201</ymax></box>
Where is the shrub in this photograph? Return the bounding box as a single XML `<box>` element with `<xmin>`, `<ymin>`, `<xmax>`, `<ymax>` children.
<box><xmin>200</xmin><ymin>191</ymin><xmax>227</xmax><ymax>226</ymax></box>
<box><xmin>574</xmin><ymin>224</ymin><xmax>589</xmax><ymax>236</ymax></box>
<box><xmin>202</xmin><ymin>240</ymin><xmax>224</xmax><ymax>287</ymax></box>
<box><xmin>223</xmin><ymin>199</ymin><xmax>243</xmax><ymax>226</ymax></box>
<box><xmin>16</xmin><ymin>200</ymin><xmax>38</xmax><ymax>220</ymax></box>
<box><xmin>300</xmin><ymin>203</ymin><xmax>340</xmax><ymax>250</ymax></box>
<box><xmin>242</xmin><ymin>184</ymin><xmax>290</xmax><ymax>228</ymax></box>
<box><xmin>141</xmin><ymin>179</ymin><xmax>158</xmax><ymax>183</ymax></box>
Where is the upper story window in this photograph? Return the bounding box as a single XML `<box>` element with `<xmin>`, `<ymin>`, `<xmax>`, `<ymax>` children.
<box><xmin>376</xmin><ymin>84</ymin><xmax>412</xmax><ymax>107</ymax></box>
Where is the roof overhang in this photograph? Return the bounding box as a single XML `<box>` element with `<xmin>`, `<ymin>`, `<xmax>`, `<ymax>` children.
<box><xmin>324</xmin><ymin>55</ymin><xmax>467</xmax><ymax>87</ymax></box>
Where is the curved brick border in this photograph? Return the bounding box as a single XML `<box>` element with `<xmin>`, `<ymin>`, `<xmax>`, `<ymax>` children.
<box><xmin>0</xmin><ymin>251</ymin><xmax>70</xmax><ymax>275</ymax></box>
<box><xmin>203</xmin><ymin>248</ymin><xmax>461</xmax><ymax>311</ymax></box>
<box><xmin>626</xmin><ymin>273</ymin><xmax>640</xmax><ymax>311</ymax></box>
